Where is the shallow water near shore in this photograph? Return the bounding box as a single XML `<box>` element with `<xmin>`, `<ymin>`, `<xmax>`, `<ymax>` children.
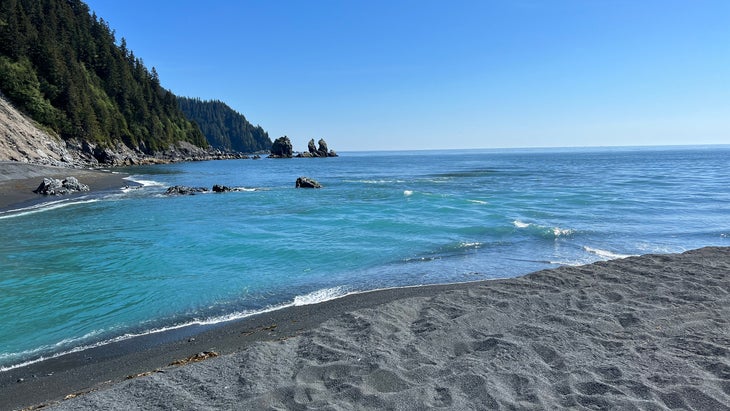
<box><xmin>1</xmin><ymin>146</ymin><xmax>729</xmax><ymax>369</ymax></box>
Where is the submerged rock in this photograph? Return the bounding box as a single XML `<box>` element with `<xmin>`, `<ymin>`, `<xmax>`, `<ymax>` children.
<box><xmin>34</xmin><ymin>177</ymin><xmax>90</xmax><ymax>195</ymax></box>
<box><xmin>165</xmin><ymin>186</ymin><xmax>209</xmax><ymax>195</ymax></box>
<box><xmin>296</xmin><ymin>176</ymin><xmax>322</xmax><ymax>189</ymax></box>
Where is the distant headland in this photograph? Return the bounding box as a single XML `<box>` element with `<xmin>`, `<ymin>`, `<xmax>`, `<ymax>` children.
<box><xmin>0</xmin><ymin>0</ymin><xmax>338</xmax><ymax>169</ymax></box>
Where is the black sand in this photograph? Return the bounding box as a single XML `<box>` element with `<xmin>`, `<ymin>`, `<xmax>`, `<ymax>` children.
<box><xmin>1</xmin><ymin>247</ymin><xmax>727</xmax><ymax>410</ymax></box>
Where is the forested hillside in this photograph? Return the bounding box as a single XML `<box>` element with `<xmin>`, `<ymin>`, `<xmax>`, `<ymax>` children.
<box><xmin>0</xmin><ymin>0</ymin><xmax>207</xmax><ymax>153</ymax></box>
<box><xmin>178</xmin><ymin>97</ymin><xmax>271</xmax><ymax>153</ymax></box>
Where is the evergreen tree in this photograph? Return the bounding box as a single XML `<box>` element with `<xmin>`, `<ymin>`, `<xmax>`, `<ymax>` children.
<box><xmin>0</xmin><ymin>0</ymin><xmax>207</xmax><ymax>152</ymax></box>
<box><xmin>177</xmin><ymin>97</ymin><xmax>272</xmax><ymax>153</ymax></box>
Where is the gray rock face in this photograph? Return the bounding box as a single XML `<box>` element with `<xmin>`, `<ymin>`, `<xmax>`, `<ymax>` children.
<box><xmin>33</xmin><ymin>177</ymin><xmax>90</xmax><ymax>195</ymax></box>
<box><xmin>295</xmin><ymin>176</ymin><xmax>322</xmax><ymax>188</ymax></box>
<box><xmin>301</xmin><ymin>138</ymin><xmax>338</xmax><ymax>158</ymax></box>
<box><xmin>270</xmin><ymin>136</ymin><xmax>293</xmax><ymax>158</ymax></box>
<box><xmin>165</xmin><ymin>186</ymin><xmax>209</xmax><ymax>195</ymax></box>
<box><xmin>308</xmin><ymin>139</ymin><xmax>318</xmax><ymax>156</ymax></box>
<box><xmin>317</xmin><ymin>139</ymin><xmax>329</xmax><ymax>157</ymax></box>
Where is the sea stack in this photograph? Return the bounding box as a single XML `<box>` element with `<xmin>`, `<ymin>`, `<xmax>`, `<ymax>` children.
<box><xmin>269</xmin><ymin>136</ymin><xmax>293</xmax><ymax>158</ymax></box>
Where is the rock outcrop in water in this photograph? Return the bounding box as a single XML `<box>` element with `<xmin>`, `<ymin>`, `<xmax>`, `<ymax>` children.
<box><xmin>307</xmin><ymin>139</ymin><xmax>318</xmax><ymax>156</ymax></box>
<box><xmin>165</xmin><ymin>186</ymin><xmax>209</xmax><ymax>195</ymax></box>
<box><xmin>269</xmin><ymin>136</ymin><xmax>293</xmax><ymax>158</ymax></box>
<box><xmin>299</xmin><ymin>138</ymin><xmax>338</xmax><ymax>158</ymax></box>
<box><xmin>296</xmin><ymin>176</ymin><xmax>322</xmax><ymax>188</ymax></box>
<box><xmin>212</xmin><ymin>184</ymin><xmax>232</xmax><ymax>193</ymax></box>
<box><xmin>33</xmin><ymin>177</ymin><xmax>90</xmax><ymax>195</ymax></box>
<box><xmin>166</xmin><ymin>185</ymin><xmax>255</xmax><ymax>195</ymax></box>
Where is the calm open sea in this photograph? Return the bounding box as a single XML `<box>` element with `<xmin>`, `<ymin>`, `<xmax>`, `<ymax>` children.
<box><xmin>1</xmin><ymin>146</ymin><xmax>728</xmax><ymax>370</ymax></box>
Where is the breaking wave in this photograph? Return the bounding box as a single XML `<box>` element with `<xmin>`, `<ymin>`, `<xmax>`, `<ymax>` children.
<box><xmin>0</xmin><ymin>286</ymin><xmax>350</xmax><ymax>372</ymax></box>
<box><xmin>512</xmin><ymin>220</ymin><xmax>575</xmax><ymax>238</ymax></box>
<box><xmin>0</xmin><ymin>198</ymin><xmax>99</xmax><ymax>220</ymax></box>
<box><xmin>583</xmin><ymin>246</ymin><xmax>635</xmax><ymax>260</ymax></box>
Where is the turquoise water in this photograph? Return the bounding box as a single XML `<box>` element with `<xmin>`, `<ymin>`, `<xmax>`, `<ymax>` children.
<box><xmin>1</xmin><ymin>146</ymin><xmax>729</xmax><ymax>369</ymax></box>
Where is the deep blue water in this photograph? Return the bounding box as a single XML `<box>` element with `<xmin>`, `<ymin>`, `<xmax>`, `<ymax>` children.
<box><xmin>1</xmin><ymin>146</ymin><xmax>729</xmax><ymax>369</ymax></box>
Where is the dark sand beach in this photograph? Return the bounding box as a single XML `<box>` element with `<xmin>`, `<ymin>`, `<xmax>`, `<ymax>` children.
<box><xmin>1</xmin><ymin>247</ymin><xmax>727</xmax><ymax>410</ymax></box>
<box><xmin>0</xmin><ymin>161</ymin><xmax>129</xmax><ymax>212</ymax></box>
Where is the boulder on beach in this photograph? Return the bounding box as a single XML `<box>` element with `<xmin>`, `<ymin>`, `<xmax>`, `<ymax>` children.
<box><xmin>295</xmin><ymin>176</ymin><xmax>322</xmax><ymax>189</ymax></box>
<box><xmin>33</xmin><ymin>177</ymin><xmax>90</xmax><ymax>195</ymax></box>
<box><xmin>269</xmin><ymin>136</ymin><xmax>293</xmax><ymax>158</ymax></box>
<box><xmin>165</xmin><ymin>186</ymin><xmax>209</xmax><ymax>195</ymax></box>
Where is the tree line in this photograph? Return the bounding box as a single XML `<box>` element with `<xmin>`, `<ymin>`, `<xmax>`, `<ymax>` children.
<box><xmin>0</xmin><ymin>0</ymin><xmax>270</xmax><ymax>155</ymax></box>
<box><xmin>177</xmin><ymin>97</ymin><xmax>271</xmax><ymax>153</ymax></box>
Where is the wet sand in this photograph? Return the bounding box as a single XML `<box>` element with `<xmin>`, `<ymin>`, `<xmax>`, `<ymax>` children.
<box><xmin>0</xmin><ymin>161</ymin><xmax>128</xmax><ymax>212</ymax></box>
<box><xmin>1</xmin><ymin>247</ymin><xmax>727</xmax><ymax>410</ymax></box>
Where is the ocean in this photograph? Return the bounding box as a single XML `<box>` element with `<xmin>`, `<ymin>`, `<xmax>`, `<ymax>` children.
<box><xmin>1</xmin><ymin>146</ymin><xmax>728</xmax><ymax>370</ymax></box>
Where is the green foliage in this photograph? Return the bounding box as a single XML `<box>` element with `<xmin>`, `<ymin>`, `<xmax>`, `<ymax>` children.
<box><xmin>0</xmin><ymin>56</ymin><xmax>61</xmax><ymax>125</ymax></box>
<box><xmin>178</xmin><ymin>97</ymin><xmax>272</xmax><ymax>153</ymax></box>
<box><xmin>0</xmin><ymin>0</ymin><xmax>207</xmax><ymax>152</ymax></box>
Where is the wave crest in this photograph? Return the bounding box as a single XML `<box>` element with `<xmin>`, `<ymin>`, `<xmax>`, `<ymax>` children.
<box><xmin>513</xmin><ymin>220</ymin><xmax>575</xmax><ymax>238</ymax></box>
<box><xmin>583</xmin><ymin>246</ymin><xmax>635</xmax><ymax>260</ymax></box>
<box><xmin>0</xmin><ymin>286</ymin><xmax>351</xmax><ymax>372</ymax></box>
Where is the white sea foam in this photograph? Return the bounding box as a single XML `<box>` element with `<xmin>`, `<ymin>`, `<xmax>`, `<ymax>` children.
<box><xmin>0</xmin><ymin>198</ymin><xmax>99</xmax><ymax>220</ymax></box>
<box><xmin>513</xmin><ymin>220</ymin><xmax>530</xmax><ymax>228</ymax></box>
<box><xmin>123</xmin><ymin>175</ymin><xmax>165</xmax><ymax>187</ymax></box>
<box><xmin>293</xmin><ymin>287</ymin><xmax>348</xmax><ymax>306</ymax></box>
<box><xmin>0</xmin><ymin>329</ymin><xmax>105</xmax><ymax>372</ymax></box>
<box><xmin>512</xmin><ymin>220</ymin><xmax>574</xmax><ymax>237</ymax></box>
<box><xmin>548</xmin><ymin>260</ymin><xmax>586</xmax><ymax>266</ymax></box>
<box><xmin>403</xmin><ymin>190</ymin><xmax>413</xmax><ymax>196</ymax></box>
<box><xmin>0</xmin><ymin>286</ymin><xmax>351</xmax><ymax>372</ymax></box>
<box><xmin>583</xmin><ymin>246</ymin><xmax>635</xmax><ymax>260</ymax></box>
<box><xmin>468</xmin><ymin>199</ymin><xmax>488</xmax><ymax>205</ymax></box>
<box><xmin>552</xmin><ymin>227</ymin><xmax>575</xmax><ymax>237</ymax></box>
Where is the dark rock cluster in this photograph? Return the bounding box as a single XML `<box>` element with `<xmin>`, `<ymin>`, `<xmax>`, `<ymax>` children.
<box><xmin>269</xmin><ymin>137</ymin><xmax>337</xmax><ymax>158</ymax></box>
<box><xmin>33</xmin><ymin>177</ymin><xmax>90</xmax><ymax>195</ymax></box>
<box><xmin>295</xmin><ymin>176</ymin><xmax>322</xmax><ymax>188</ymax></box>
<box><xmin>298</xmin><ymin>138</ymin><xmax>338</xmax><ymax>158</ymax></box>
<box><xmin>165</xmin><ymin>186</ymin><xmax>209</xmax><ymax>195</ymax></box>
<box><xmin>165</xmin><ymin>184</ymin><xmax>255</xmax><ymax>195</ymax></box>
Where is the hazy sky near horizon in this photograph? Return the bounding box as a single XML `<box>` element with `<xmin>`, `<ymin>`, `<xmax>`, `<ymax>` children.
<box><xmin>84</xmin><ymin>0</ymin><xmax>729</xmax><ymax>151</ymax></box>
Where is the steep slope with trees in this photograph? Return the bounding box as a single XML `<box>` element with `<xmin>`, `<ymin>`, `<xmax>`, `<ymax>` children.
<box><xmin>178</xmin><ymin>97</ymin><xmax>271</xmax><ymax>153</ymax></box>
<box><xmin>0</xmin><ymin>0</ymin><xmax>207</xmax><ymax>160</ymax></box>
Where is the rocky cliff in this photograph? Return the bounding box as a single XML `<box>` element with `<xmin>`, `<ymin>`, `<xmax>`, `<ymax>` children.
<box><xmin>0</xmin><ymin>95</ymin><xmax>252</xmax><ymax>168</ymax></box>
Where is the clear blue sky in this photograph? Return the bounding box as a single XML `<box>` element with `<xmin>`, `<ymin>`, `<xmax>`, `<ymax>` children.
<box><xmin>84</xmin><ymin>0</ymin><xmax>729</xmax><ymax>151</ymax></box>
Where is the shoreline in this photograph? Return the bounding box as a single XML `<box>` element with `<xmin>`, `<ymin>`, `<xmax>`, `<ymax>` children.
<box><xmin>1</xmin><ymin>247</ymin><xmax>727</xmax><ymax>410</ymax></box>
<box><xmin>0</xmin><ymin>161</ymin><xmax>130</xmax><ymax>213</ymax></box>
